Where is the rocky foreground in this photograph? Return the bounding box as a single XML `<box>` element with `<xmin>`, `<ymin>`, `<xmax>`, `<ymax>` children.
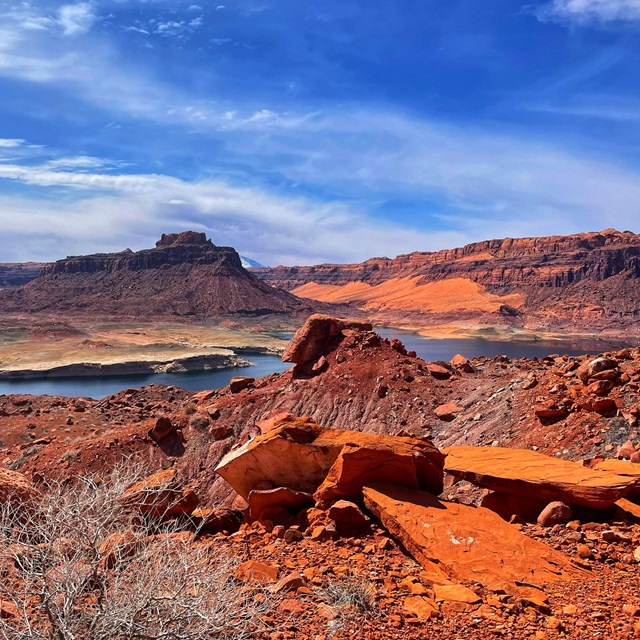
<box><xmin>1</xmin><ymin>315</ymin><xmax>640</xmax><ymax>638</ymax></box>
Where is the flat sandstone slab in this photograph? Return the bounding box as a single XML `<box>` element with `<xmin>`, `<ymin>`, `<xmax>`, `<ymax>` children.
<box><xmin>363</xmin><ymin>483</ymin><xmax>585</xmax><ymax>605</ymax></box>
<box><xmin>444</xmin><ymin>446</ymin><xmax>635</xmax><ymax>508</ymax></box>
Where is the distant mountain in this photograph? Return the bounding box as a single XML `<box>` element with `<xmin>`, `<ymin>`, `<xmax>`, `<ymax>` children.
<box><xmin>240</xmin><ymin>256</ymin><xmax>267</xmax><ymax>269</ymax></box>
<box><xmin>253</xmin><ymin>229</ymin><xmax>640</xmax><ymax>334</ymax></box>
<box><xmin>0</xmin><ymin>232</ymin><xmax>312</xmax><ymax>319</ymax></box>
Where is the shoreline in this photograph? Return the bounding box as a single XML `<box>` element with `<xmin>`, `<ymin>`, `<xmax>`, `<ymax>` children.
<box><xmin>0</xmin><ymin>352</ymin><xmax>251</xmax><ymax>380</ymax></box>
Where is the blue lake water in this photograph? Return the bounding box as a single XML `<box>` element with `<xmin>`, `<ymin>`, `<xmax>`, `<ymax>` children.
<box><xmin>0</xmin><ymin>329</ymin><xmax>624</xmax><ymax>399</ymax></box>
<box><xmin>0</xmin><ymin>354</ymin><xmax>290</xmax><ymax>400</ymax></box>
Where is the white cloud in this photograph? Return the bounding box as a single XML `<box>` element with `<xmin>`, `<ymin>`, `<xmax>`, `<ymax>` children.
<box><xmin>58</xmin><ymin>3</ymin><xmax>96</xmax><ymax>36</ymax></box>
<box><xmin>0</xmin><ymin>158</ymin><xmax>467</xmax><ymax>265</ymax></box>
<box><xmin>535</xmin><ymin>0</ymin><xmax>640</xmax><ymax>24</ymax></box>
<box><xmin>0</xmin><ymin>139</ymin><xmax>26</xmax><ymax>148</ymax></box>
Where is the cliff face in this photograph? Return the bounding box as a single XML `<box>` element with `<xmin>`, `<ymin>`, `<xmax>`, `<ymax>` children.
<box><xmin>0</xmin><ymin>263</ymin><xmax>44</xmax><ymax>288</ymax></box>
<box><xmin>0</xmin><ymin>232</ymin><xmax>313</xmax><ymax>319</ymax></box>
<box><xmin>253</xmin><ymin>229</ymin><xmax>640</xmax><ymax>331</ymax></box>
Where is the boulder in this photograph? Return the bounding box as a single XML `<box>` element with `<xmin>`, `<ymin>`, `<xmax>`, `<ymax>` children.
<box><xmin>326</xmin><ymin>499</ymin><xmax>370</xmax><ymax>533</ymax></box>
<box><xmin>617</xmin><ymin>441</ymin><xmax>637</xmax><ymax>460</ymax></box>
<box><xmin>282</xmin><ymin>314</ymin><xmax>372</xmax><ymax>365</ymax></box>
<box><xmin>426</xmin><ymin>363</ymin><xmax>451</xmax><ymax>380</ymax></box>
<box><xmin>434</xmin><ymin>402</ymin><xmax>464</xmax><ymax>421</ymax></box>
<box><xmin>363</xmin><ymin>483</ymin><xmax>584</xmax><ymax>606</ymax></box>
<box><xmin>0</xmin><ymin>469</ymin><xmax>35</xmax><ymax>506</ymax></box>
<box><xmin>450</xmin><ymin>354</ymin><xmax>474</xmax><ymax>373</ymax></box>
<box><xmin>534</xmin><ymin>400</ymin><xmax>568</xmax><ymax>420</ymax></box>
<box><xmin>229</xmin><ymin>377</ymin><xmax>254</xmax><ymax>393</ymax></box>
<box><xmin>120</xmin><ymin>468</ymin><xmax>199</xmax><ymax>518</ymax></box>
<box><xmin>444</xmin><ymin>446</ymin><xmax>636</xmax><ymax>508</ymax></box>
<box><xmin>537</xmin><ymin>501</ymin><xmax>573</xmax><ymax>527</ymax></box>
<box><xmin>148</xmin><ymin>416</ymin><xmax>176</xmax><ymax>442</ymax></box>
<box><xmin>577</xmin><ymin>357</ymin><xmax>618</xmax><ymax>383</ymax></box>
<box><xmin>215</xmin><ymin>414</ymin><xmax>444</xmax><ymax>501</ymax></box>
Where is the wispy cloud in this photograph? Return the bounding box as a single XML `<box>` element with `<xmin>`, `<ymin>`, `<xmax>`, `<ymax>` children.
<box><xmin>0</xmin><ymin>155</ymin><xmax>464</xmax><ymax>265</ymax></box>
<box><xmin>58</xmin><ymin>3</ymin><xmax>96</xmax><ymax>36</ymax></box>
<box><xmin>535</xmin><ymin>0</ymin><xmax>640</xmax><ymax>24</ymax></box>
<box><xmin>0</xmin><ymin>138</ymin><xmax>26</xmax><ymax>148</ymax></box>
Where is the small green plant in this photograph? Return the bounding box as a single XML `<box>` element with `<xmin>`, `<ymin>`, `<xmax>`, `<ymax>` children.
<box><xmin>184</xmin><ymin>402</ymin><xmax>197</xmax><ymax>415</ymax></box>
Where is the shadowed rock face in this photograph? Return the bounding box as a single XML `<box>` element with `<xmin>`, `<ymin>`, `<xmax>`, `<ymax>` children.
<box><xmin>0</xmin><ymin>263</ymin><xmax>44</xmax><ymax>288</ymax></box>
<box><xmin>0</xmin><ymin>232</ymin><xmax>313</xmax><ymax>318</ymax></box>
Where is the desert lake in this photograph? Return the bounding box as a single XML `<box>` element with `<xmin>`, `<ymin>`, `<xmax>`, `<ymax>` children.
<box><xmin>0</xmin><ymin>330</ymin><xmax>626</xmax><ymax>399</ymax></box>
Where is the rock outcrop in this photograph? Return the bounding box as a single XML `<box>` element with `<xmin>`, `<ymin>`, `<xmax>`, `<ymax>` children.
<box><xmin>215</xmin><ymin>414</ymin><xmax>444</xmax><ymax>501</ymax></box>
<box><xmin>0</xmin><ymin>232</ymin><xmax>315</xmax><ymax>319</ymax></box>
<box><xmin>444</xmin><ymin>446</ymin><xmax>635</xmax><ymax>508</ymax></box>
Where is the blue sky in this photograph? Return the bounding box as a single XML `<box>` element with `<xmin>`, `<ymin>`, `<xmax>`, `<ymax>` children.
<box><xmin>0</xmin><ymin>0</ymin><xmax>639</xmax><ymax>265</ymax></box>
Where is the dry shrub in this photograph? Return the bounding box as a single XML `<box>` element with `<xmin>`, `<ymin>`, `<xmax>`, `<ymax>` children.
<box><xmin>0</xmin><ymin>459</ymin><xmax>276</xmax><ymax>640</ymax></box>
<box><xmin>318</xmin><ymin>577</ymin><xmax>377</xmax><ymax>635</ymax></box>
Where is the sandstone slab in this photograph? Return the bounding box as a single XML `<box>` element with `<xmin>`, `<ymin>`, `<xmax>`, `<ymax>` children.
<box><xmin>444</xmin><ymin>446</ymin><xmax>635</xmax><ymax>508</ymax></box>
<box><xmin>363</xmin><ymin>483</ymin><xmax>584</xmax><ymax>606</ymax></box>
<box><xmin>595</xmin><ymin>459</ymin><xmax>640</xmax><ymax>497</ymax></box>
<box><xmin>216</xmin><ymin>415</ymin><xmax>444</xmax><ymax>500</ymax></box>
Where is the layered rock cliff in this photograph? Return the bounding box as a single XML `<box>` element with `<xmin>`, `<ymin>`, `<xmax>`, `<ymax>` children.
<box><xmin>0</xmin><ymin>232</ymin><xmax>314</xmax><ymax>319</ymax></box>
<box><xmin>254</xmin><ymin>229</ymin><xmax>640</xmax><ymax>332</ymax></box>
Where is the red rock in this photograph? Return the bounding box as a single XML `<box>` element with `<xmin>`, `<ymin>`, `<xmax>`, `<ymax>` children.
<box><xmin>594</xmin><ymin>459</ymin><xmax>640</xmax><ymax>493</ymax></box>
<box><xmin>0</xmin><ymin>600</ymin><xmax>18</xmax><ymax>619</ymax></box>
<box><xmin>577</xmin><ymin>358</ymin><xmax>619</xmax><ymax>383</ymax></box>
<box><xmin>433</xmin><ymin>583</ymin><xmax>481</xmax><ymax>605</ymax></box>
<box><xmin>120</xmin><ymin>468</ymin><xmax>199</xmax><ymax>518</ymax></box>
<box><xmin>190</xmin><ymin>507</ymin><xmax>243</xmax><ymax>533</ymax></box>
<box><xmin>444</xmin><ymin>446</ymin><xmax>636</xmax><ymax>508</ymax></box>
<box><xmin>247</xmin><ymin>487</ymin><xmax>314</xmax><ymax>523</ymax></box>
<box><xmin>229</xmin><ymin>376</ymin><xmax>255</xmax><ymax>393</ymax></box>
<box><xmin>0</xmin><ymin>469</ymin><xmax>35</xmax><ymax>506</ymax></box>
<box><xmin>623</xmin><ymin>604</ymin><xmax>640</xmax><ymax>617</ymax></box>
<box><xmin>327</xmin><ymin>500</ymin><xmax>369</xmax><ymax>532</ymax></box>
<box><xmin>403</xmin><ymin>595</ymin><xmax>439</xmax><ymax>620</ymax></box>
<box><xmin>616</xmin><ymin>441</ymin><xmax>638</xmax><ymax>460</ymax></box>
<box><xmin>363</xmin><ymin>483</ymin><xmax>584</xmax><ymax>606</ymax></box>
<box><xmin>236</xmin><ymin>560</ymin><xmax>279</xmax><ymax>584</ymax></box>
<box><xmin>281</xmin><ymin>314</ymin><xmax>372</xmax><ymax>365</ymax></box>
<box><xmin>592</xmin><ymin>397</ymin><xmax>617</xmax><ymax>415</ymax></box>
<box><xmin>426</xmin><ymin>363</ymin><xmax>451</xmax><ymax>380</ymax></box>
<box><xmin>434</xmin><ymin>402</ymin><xmax>464</xmax><ymax>421</ymax></box>
<box><xmin>534</xmin><ymin>400</ymin><xmax>568</xmax><ymax>419</ymax></box>
<box><xmin>537</xmin><ymin>501</ymin><xmax>573</xmax><ymax>527</ymax></box>
<box><xmin>270</xmin><ymin>571</ymin><xmax>306</xmax><ymax>594</ymax></box>
<box><xmin>632</xmin><ymin>451</ymin><xmax>640</xmax><ymax>464</ymax></box>
<box><xmin>148</xmin><ymin>416</ymin><xmax>176</xmax><ymax>442</ymax></box>
<box><xmin>587</xmin><ymin>380</ymin><xmax>615</xmax><ymax>396</ymax></box>
<box><xmin>450</xmin><ymin>354</ymin><xmax>474</xmax><ymax>373</ymax></box>
<box><xmin>216</xmin><ymin>414</ymin><xmax>444</xmax><ymax>501</ymax></box>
